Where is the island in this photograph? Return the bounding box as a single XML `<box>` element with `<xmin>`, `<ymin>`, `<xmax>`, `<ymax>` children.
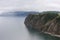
<box><xmin>24</xmin><ymin>11</ymin><xmax>60</xmax><ymax>37</ymax></box>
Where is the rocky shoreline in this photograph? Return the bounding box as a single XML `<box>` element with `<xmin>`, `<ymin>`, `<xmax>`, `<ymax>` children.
<box><xmin>24</xmin><ymin>11</ymin><xmax>60</xmax><ymax>37</ymax></box>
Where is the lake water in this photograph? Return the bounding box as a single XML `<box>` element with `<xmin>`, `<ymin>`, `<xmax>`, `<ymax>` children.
<box><xmin>0</xmin><ymin>17</ymin><xmax>60</xmax><ymax>40</ymax></box>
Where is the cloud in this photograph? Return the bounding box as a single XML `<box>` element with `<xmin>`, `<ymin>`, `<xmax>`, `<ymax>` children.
<box><xmin>0</xmin><ymin>0</ymin><xmax>60</xmax><ymax>12</ymax></box>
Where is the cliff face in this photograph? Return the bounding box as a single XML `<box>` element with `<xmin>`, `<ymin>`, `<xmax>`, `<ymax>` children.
<box><xmin>24</xmin><ymin>11</ymin><xmax>60</xmax><ymax>37</ymax></box>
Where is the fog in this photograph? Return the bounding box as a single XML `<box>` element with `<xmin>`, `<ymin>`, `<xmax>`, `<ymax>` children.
<box><xmin>0</xmin><ymin>0</ymin><xmax>60</xmax><ymax>12</ymax></box>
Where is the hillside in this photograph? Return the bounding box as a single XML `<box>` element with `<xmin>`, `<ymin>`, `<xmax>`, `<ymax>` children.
<box><xmin>24</xmin><ymin>11</ymin><xmax>60</xmax><ymax>37</ymax></box>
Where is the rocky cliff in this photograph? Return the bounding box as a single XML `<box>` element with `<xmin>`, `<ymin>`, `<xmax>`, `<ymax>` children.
<box><xmin>24</xmin><ymin>11</ymin><xmax>60</xmax><ymax>37</ymax></box>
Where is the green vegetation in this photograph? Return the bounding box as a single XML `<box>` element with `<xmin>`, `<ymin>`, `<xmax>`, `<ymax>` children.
<box><xmin>29</xmin><ymin>11</ymin><xmax>60</xmax><ymax>24</ymax></box>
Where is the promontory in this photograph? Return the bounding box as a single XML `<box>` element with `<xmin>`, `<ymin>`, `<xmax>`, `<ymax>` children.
<box><xmin>24</xmin><ymin>11</ymin><xmax>60</xmax><ymax>37</ymax></box>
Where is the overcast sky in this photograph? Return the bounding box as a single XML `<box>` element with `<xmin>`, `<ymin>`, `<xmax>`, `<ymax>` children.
<box><xmin>0</xmin><ymin>0</ymin><xmax>60</xmax><ymax>12</ymax></box>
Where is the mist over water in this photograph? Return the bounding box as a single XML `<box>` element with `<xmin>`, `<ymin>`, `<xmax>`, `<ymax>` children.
<box><xmin>0</xmin><ymin>17</ymin><xmax>60</xmax><ymax>40</ymax></box>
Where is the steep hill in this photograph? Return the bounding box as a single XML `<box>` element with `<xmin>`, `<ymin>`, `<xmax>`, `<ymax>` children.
<box><xmin>24</xmin><ymin>11</ymin><xmax>60</xmax><ymax>37</ymax></box>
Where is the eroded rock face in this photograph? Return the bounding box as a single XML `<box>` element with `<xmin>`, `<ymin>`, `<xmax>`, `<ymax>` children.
<box><xmin>24</xmin><ymin>11</ymin><xmax>60</xmax><ymax>37</ymax></box>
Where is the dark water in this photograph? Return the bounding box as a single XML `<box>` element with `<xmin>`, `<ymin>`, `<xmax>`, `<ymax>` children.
<box><xmin>0</xmin><ymin>17</ymin><xmax>60</xmax><ymax>40</ymax></box>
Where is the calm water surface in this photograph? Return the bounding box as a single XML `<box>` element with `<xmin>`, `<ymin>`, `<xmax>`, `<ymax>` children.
<box><xmin>0</xmin><ymin>17</ymin><xmax>60</xmax><ymax>40</ymax></box>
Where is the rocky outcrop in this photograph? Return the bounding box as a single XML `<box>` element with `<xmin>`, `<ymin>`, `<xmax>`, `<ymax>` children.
<box><xmin>24</xmin><ymin>11</ymin><xmax>60</xmax><ymax>37</ymax></box>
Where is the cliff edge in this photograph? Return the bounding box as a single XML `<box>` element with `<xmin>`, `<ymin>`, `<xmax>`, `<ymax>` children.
<box><xmin>24</xmin><ymin>11</ymin><xmax>60</xmax><ymax>37</ymax></box>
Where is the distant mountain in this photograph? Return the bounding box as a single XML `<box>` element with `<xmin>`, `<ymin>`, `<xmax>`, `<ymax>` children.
<box><xmin>0</xmin><ymin>11</ymin><xmax>39</xmax><ymax>17</ymax></box>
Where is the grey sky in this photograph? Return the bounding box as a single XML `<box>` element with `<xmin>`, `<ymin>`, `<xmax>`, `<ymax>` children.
<box><xmin>0</xmin><ymin>0</ymin><xmax>60</xmax><ymax>12</ymax></box>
